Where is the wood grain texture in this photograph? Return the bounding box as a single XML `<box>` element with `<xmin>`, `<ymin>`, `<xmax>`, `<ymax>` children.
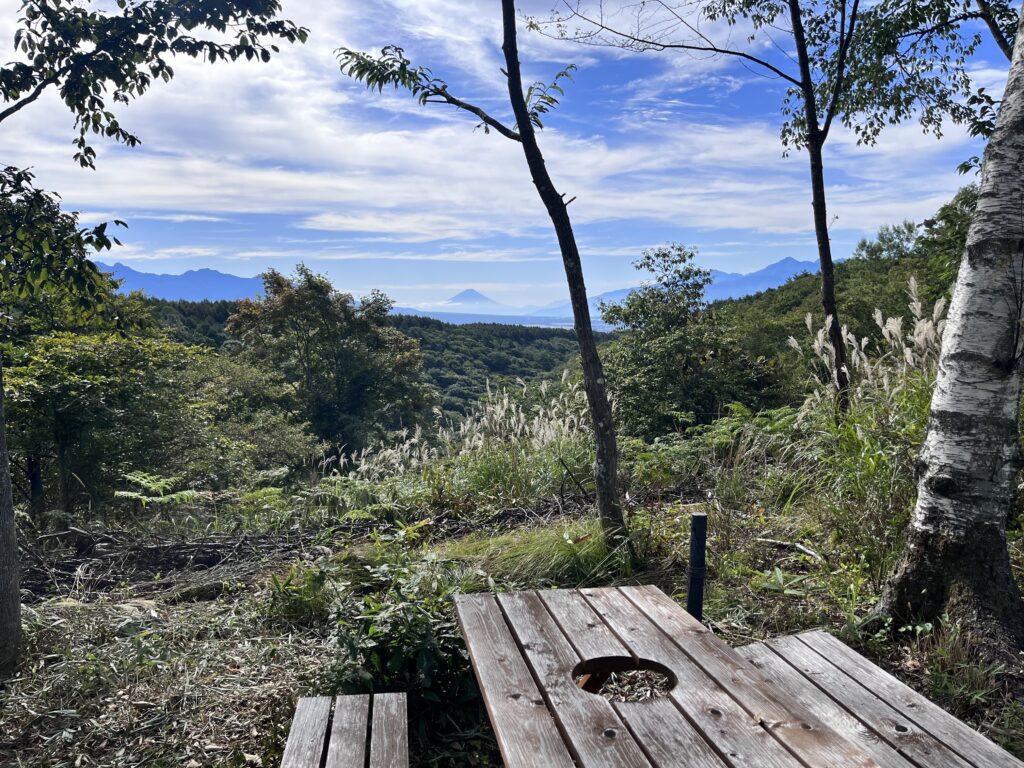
<box><xmin>457</xmin><ymin>586</ymin><xmax>1016</xmax><ymax>768</ymax></box>
<box><xmin>618</xmin><ymin>585</ymin><xmax>880</xmax><ymax>768</ymax></box>
<box><xmin>581</xmin><ymin>587</ymin><xmax>802</xmax><ymax>768</ymax></box>
<box><xmin>614</xmin><ymin>696</ymin><xmax>729</xmax><ymax>768</ymax></box>
<box><xmin>497</xmin><ymin>591</ymin><xmax>652</xmax><ymax>767</ymax></box>
<box><xmin>539</xmin><ymin>588</ymin><xmax>630</xmax><ymax>660</ymax></box>
<box><xmin>541</xmin><ymin>589</ymin><xmax>730</xmax><ymax>768</ymax></box>
<box><xmin>324</xmin><ymin>695</ymin><xmax>369</xmax><ymax>768</ymax></box>
<box><xmin>280</xmin><ymin>696</ymin><xmax>331</xmax><ymax>768</ymax></box>
<box><xmin>765</xmin><ymin>635</ymin><xmax>971</xmax><ymax>768</ymax></box>
<box><xmin>454</xmin><ymin>593</ymin><xmax>575</xmax><ymax>768</ymax></box>
<box><xmin>369</xmin><ymin>693</ymin><xmax>409</xmax><ymax>768</ymax></box>
<box><xmin>797</xmin><ymin>631</ymin><xmax>1024</xmax><ymax>768</ymax></box>
<box><xmin>738</xmin><ymin>641</ymin><xmax>927</xmax><ymax>768</ymax></box>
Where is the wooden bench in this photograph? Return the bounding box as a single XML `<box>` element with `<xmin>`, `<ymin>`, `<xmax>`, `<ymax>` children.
<box><xmin>280</xmin><ymin>693</ymin><xmax>409</xmax><ymax>768</ymax></box>
<box><xmin>454</xmin><ymin>585</ymin><xmax>1024</xmax><ymax>768</ymax></box>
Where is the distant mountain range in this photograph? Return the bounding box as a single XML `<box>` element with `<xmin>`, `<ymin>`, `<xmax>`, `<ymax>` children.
<box><xmin>98</xmin><ymin>256</ymin><xmax>820</xmax><ymax>328</ymax></box>
<box><xmin>97</xmin><ymin>262</ymin><xmax>263</xmax><ymax>302</ymax></box>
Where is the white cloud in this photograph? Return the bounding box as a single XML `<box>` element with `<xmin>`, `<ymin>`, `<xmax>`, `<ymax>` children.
<box><xmin>228</xmin><ymin>245</ymin><xmax>556</xmax><ymax>262</ymax></box>
<box><xmin>135</xmin><ymin>213</ymin><xmax>228</xmax><ymax>223</ymax></box>
<box><xmin>0</xmin><ymin>0</ymin><xmax>997</xmax><ymax>296</ymax></box>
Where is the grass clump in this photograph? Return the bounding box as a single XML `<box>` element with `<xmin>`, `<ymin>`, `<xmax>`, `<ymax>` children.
<box><xmin>439</xmin><ymin>518</ymin><xmax>630</xmax><ymax>589</ymax></box>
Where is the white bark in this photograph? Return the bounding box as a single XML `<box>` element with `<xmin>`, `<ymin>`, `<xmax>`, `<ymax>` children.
<box><xmin>911</xmin><ymin>9</ymin><xmax>1024</xmax><ymax>537</ymax></box>
<box><xmin>879</xmin><ymin>12</ymin><xmax>1024</xmax><ymax>648</ymax></box>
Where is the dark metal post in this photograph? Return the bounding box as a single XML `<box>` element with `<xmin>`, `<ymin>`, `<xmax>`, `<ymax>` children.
<box><xmin>687</xmin><ymin>511</ymin><xmax>707</xmax><ymax>621</ymax></box>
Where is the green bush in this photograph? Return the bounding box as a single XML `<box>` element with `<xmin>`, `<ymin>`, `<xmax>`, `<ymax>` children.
<box><xmin>328</xmin><ymin>526</ymin><xmax>491</xmax><ymax>762</ymax></box>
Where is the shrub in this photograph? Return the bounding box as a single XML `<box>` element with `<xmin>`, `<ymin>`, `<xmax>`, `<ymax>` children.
<box><xmin>265</xmin><ymin>560</ymin><xmax>342</xmax><ymax>627</ymax></box>
<box><xmin>327</xmin><ymin>525</ymin><xmax>490</xmax><ymax>761</ymax></box>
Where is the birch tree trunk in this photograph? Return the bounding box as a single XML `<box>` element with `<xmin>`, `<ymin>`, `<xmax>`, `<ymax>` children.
<box><xmin>499</xmin><ymin>0</ymin><xmax>629</xmax><ymax>547</ymax></box>
<box><xmin>0</xmin><ymin>356</ymin><xmax>21</xmax><ymax>680</ymax></box>
<box><xmin>878</xmin><ymin>9</ymin><xmax>1024</xmax><ymax>650</ymax></box>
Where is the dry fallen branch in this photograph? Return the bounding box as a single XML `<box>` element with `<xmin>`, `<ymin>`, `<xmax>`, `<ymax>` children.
<box><xmin>755</xmin><ymin>537</ymin><xmax>826</xmax><ymax>562</ymax></box>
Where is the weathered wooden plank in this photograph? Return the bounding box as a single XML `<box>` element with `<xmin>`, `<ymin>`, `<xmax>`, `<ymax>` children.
<box><xmin>281</xmin><ymin>696</ymin><xmax>331</xmax><ymax>768</ymax></box>
<box><xmin>454</xmin><ymin>593</ymin><xmax>575</xmax><ymax>768</ymax></box>
<box><xmin>324</xmin><ymin>695</ymin><xmax>370</xmax><ymax>768</ymax></box>
<box><xmin>581</xmin><ymin>587</ymin><xmax>802</xmax><ymax>768</ymax></box>
<box><xmin>540</xmin><ymin>588</ymin><xmax>632</xmax><ymax>660</ymax></box>
<box><xmin>797</xmin><ymin>631</ymin><xmax>1024</xmax><ymax>768</ymax></box>
<box><xmin>498</xmin><ymin>591</ymin><xmax>652</xmax><ymax>767</ymax></box>
<box><xmin>539</xmin><ymin>589</ymin><xmax>631</xmax><ymax>693</ymax></box>
<box><xmin>614</xmin><ymin>697</ymin><xmax>730</xmax><ymax>768</ymax></box>
<box><xmin>740</xmin><ymin>641</ymin><xmax>942</xmax><ymax>768</ymax></box>
<box><xmin>619</xmin><ymin>585</ymin><xmax>881</xmax><ymax>768</ymax></box>
<box><xmin>767</xmin><ymin>635</ymin><xmax>973</xmax><ymax>768</ymax></box>
<box><xmin>541</xmin><ymin>589</ymin><xmax>729</xmax><ymax>768</ymax></box>
<box><xmin>369</xmin><ymin>693</ymin><xmax>409</xmax><ymax>768</ymax></box>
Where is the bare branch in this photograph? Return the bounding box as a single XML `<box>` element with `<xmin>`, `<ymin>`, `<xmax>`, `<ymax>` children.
<box><xmin>426</xmin><ymin>88</ymin><xmax>521</xmax><ymax>141</ymax></box>
<box><xmin>339</xmin><ymin>46</ymin><xmax>521</xmax><ymax>141</ymax></box>
<box><xmin>554</xmin><ymin>1</ymin><xmax>804</xmax><ymax>88</ymax></box>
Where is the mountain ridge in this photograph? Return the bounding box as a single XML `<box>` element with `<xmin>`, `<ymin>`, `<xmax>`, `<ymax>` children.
<box><xmin>97</xmin><ymin>262</ymin><xmax>264</xmax><ymax>302</ymax></box>
<box><xmin>100</xmin><ymin>257</ymin><xmax>822</xmax><ymax>328</ymax></box>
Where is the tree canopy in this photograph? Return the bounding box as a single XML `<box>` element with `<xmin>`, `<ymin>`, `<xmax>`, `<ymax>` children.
<box><xmin>0</xmin><ymin>0</ymin><xmax>307</xmax><ymax>166</ymax></box>
<box><xmin>226</xmin><ymin>267</ymin><xmax>435</xmax><ymax>453</ymax></box>
<box><xmin>602</xmin><ymin>244</ymin><xmax>777</xmax><ymax>438</ymax></box>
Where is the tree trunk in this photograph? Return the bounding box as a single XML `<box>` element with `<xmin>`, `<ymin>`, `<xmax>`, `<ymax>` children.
<box><xmin>806</xmin><ymin>139</ymin><xmax>851</xmax><ymax>410</ymax></box>
<box><xmin>499</xmin><ymin>0</ymin><xmax>629</xmax><ymax>546</ymax></box>
<box><xmin>878</xmin><ymin>10</ymin><xmax>1024</xmax><ymax>652</ymax></box>
<box><xmin>0</xmin><ymin>355</ymin><xmax>22</xmax><ymax>680</ymax></box>
<box><xmin>789</xmin><ymin>0</ymin><xmax>851</xmax><ymax>411</ymax></box>
<box><xmin>27</xmin><ymin>452</ymin><xmax>44</xmax><ymax>523</ymax></box>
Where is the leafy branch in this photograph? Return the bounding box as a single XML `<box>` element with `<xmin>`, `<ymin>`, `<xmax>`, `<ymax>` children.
<box><xmin>0</xmin><ymin>0</ymin><xmax>309</xmax><ymax>167</ymax></box>
<box><xmin>0</xmin><ymin>167</ymin><xmax>123</xmax><ymax>309</ymax></box>
<box><xmin>338</xmin><ymin>45</ymin><xmax>578</xmax><ymax>140</ymax></box>
<box><xmin>115</xmin><ymin>471</ymin><xmax>198</xmax><ymax>509</ymax></box>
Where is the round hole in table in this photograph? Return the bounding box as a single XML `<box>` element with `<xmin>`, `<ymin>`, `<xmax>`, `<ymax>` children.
<box><xmin>572</xmin><ymin>656</ymin><xmax>676</xmax><ymax>702</ymax></box>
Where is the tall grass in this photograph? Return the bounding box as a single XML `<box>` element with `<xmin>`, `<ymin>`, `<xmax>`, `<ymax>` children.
<box><xmin>347</xmin><ymin>374</ymin><xmax>596</xmax><ymax>515</ymax></box>
<box><xmin>790</xmin><ymin>278</ymin><xmax>944</xmax><ymax>585</ymax></box>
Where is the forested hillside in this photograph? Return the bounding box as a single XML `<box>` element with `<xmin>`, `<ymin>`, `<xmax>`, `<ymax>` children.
<box><xmin>390</xmin><ymin>315</ymin><xmax>589</xmax><ymax>414</ymax></box>
<box><xmin>687</xmin><ymin>188</ymin><xmax>972</xmax><ymax>403</ymax></box>
<box><xmin>148</xmin><ymin>297</ymin><xmax>589</xmax><ymax>415</ymax></box>
<box><xmin>129</xmin><ymin>182</ymin><xmax>976</xmax><ymax>429</ymax></box>
<box><xmin>147</xmin><ymin>297</ymin><xmax>238</xmax><ymax>347</ymax></box>
<box><xmin>717</xmin><ymin>187</ymin><xmax>973</xmax><ymax>365</ymax></box>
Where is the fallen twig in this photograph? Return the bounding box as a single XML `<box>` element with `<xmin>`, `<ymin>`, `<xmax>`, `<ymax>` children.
<box><xmin>755</xmin><ymin>537</ymin><xmax>825</xmax><ymax>562</ymax></box>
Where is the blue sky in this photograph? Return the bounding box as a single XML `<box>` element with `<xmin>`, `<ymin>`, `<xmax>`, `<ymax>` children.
<box><xmin>0</xmin><ymin>1</ymin><xmax>1016</xmax><ymax>307</ymax></box>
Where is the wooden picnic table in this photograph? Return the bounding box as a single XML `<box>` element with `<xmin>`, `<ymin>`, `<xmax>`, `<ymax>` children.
<box><xmin>454</xmin><ymin>584</ymin><xmax>1023</xmax><ymax>768</ymax></box>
